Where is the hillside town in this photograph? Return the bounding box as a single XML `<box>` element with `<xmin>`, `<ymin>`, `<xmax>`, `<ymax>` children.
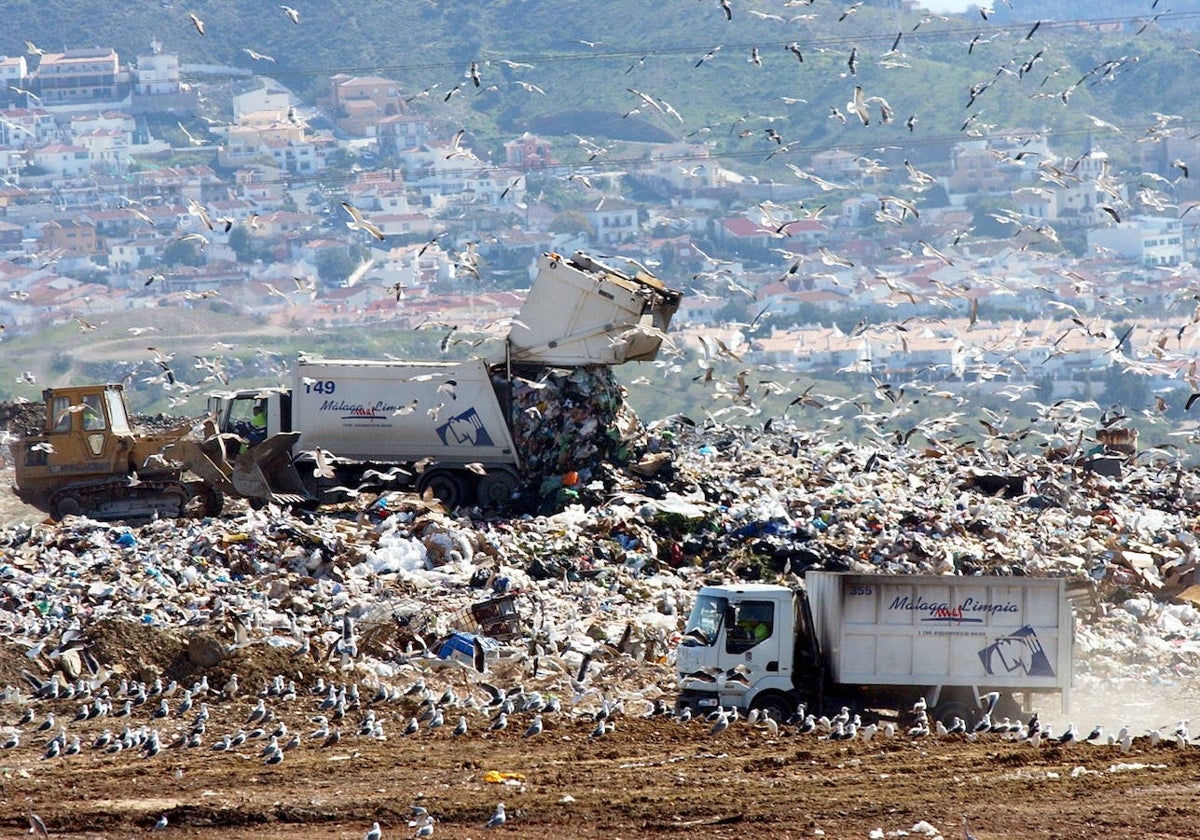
<box><xmin>3</xmin><ymin>43</ymin><xmax>1200</xmax><ymax>407</ymax></box>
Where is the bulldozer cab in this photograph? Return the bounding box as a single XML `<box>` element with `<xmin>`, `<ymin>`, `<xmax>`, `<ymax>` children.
<box><xmin>22</xmin><ymin>385</ymin><xmax>131</xmax><ymax>472</ymax></box>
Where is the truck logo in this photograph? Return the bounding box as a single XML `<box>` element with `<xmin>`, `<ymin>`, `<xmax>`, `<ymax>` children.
<box><xmin>978</xmin><ymin>625</ymin><xmax>1055</xmax><ymax>678</ymax></box>
<box><xmin>890</xmin><ymin>595</ymin><xmax>1019</xmax><ymax>624</ymax></box>
<box><xmin>319</xmin><ymin>399</ymin><xmax>397</xmax><ymax>421</ymax></box>
<box><xmin>436</xmin><ymin>407</ymin><xmax>494</xmax><ymax>447</ymax></box>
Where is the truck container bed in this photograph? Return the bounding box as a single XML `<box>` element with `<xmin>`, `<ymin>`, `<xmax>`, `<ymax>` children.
<box><xmin>806</xmin><ymin>572</ymin><xmax>1071</xmax><ymax>693</ymax></box>
<box><xmin>292</xmin><ymin>357</ymin><xmax>519</xmax><ymax>467</ymax></box>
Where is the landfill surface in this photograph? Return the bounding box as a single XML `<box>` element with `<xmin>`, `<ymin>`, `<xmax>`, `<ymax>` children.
<box><xmin>3</xmin><ymin>406</ymin><xmax>1200</xmax><ymax>837</ymax></box>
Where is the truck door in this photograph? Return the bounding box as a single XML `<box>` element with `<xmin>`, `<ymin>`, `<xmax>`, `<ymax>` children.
<box><xmin>726</xmin><ymin>600</ymin><xmax>784</xmax><ymax>677</ymax></box>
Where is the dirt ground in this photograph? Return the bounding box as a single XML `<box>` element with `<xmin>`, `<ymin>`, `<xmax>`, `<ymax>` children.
<box><xmin>2</xmin><ymin>698</ymin><xmax>1199</xmax><ymax>840</ymax></box>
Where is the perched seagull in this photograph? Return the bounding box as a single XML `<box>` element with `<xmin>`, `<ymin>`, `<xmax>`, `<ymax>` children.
<box><xmin>27</xmin><ymin>799</ymin><xmax>48</xmax><ymax>839</ymax></box>
<box><xmin>486</xmin><ymin>802</ymin><xmax>506</xmax><ymax>829</ymax></box>
<box><xmin>364</xmin><ymin>821</ymin><xmax>382</xmax><ymax>840</ymax></box>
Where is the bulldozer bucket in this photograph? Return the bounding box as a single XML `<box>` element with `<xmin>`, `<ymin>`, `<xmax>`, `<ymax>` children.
<box><xmin>163</xmin><ymin>432</ymin><xmax>314</xmax><ymax>508</ymax></box>
<box><xmin>231</xmin><ymin>432</ymin><xmax>315</xmax><ymax>507</ymax></box>
<box><xmin>160</xmin><ymin>437</ymin><xmax>237</xmax><ymax>493</ymax></box>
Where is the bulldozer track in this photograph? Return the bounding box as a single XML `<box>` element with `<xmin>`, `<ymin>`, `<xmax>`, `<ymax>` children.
<box><xmin>49</xmin><ymin>477</ymin><xmax>193</xmax><ymax>522</ymax></box>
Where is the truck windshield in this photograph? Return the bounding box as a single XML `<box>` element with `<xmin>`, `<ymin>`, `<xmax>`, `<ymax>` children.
<box><xmin>682</xmin><ymin>594</ymin><xmax>727</xmax><ymax>647</ymax></box>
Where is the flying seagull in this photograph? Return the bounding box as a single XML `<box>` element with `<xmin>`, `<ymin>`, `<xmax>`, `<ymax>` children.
<box><xmin>341</xmin><ymin>201</ymin><xmax>385</xmax><ymax>241</ymax></box>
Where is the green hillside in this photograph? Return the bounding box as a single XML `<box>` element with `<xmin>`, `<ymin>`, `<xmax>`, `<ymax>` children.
<box><xmin>4</xmin><ymin>0</ymin><xmax>1198</xmax><ymax>174</ymax></box>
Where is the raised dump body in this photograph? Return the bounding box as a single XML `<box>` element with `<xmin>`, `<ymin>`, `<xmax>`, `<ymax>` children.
<box><xmin>507</xmin><ymin>251</ymin><xmax>682</xmax><ymax>365</ymax></box>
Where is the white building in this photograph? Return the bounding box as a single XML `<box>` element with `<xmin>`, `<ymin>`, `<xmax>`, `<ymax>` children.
<box><xmin>1088</xmin><ymin>216</ymin><xmax>1184</xmax><ymax>267</ymax></box>
<box><xmin>135</xmin><ymin>52</ymin><xmax>182</xmax><ymax>96</ymax></box>
<box><xmin>0</xmin><ymin>55</ymin><xmax>28</xmax><ymax>88</ymax></box>
<box><xmin>29</xmin><ymin>144</ymin><xmax>91</xmax><ymax>177</ymax></box>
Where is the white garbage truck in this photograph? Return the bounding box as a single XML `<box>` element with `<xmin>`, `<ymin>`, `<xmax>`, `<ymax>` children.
<box><xmin>207</xmin><ymin>251</ymin><xmax>682</xmax><ymax>507</ymax></box>
<box><xmin>676</xmin><ymin>572</ymin><xmax>1073</xmax><ymax>724</ymax></box>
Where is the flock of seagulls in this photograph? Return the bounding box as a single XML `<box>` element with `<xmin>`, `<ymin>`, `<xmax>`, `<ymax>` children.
<box><xmin>15</xmin><ymin>644</ymin><xmax>1191</xmax><ymax>837</ymax></box>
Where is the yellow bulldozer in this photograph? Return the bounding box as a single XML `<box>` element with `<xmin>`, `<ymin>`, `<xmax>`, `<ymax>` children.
<box><xmin>10</xmin><ymin>383</ymin><xmax>312</xmax><ymax>521</ymax></box>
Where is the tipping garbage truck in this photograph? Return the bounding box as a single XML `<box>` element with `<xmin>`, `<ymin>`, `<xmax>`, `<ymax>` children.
<box><xmin>676</xmin><ymin>572</ymin><xmax>1073</xmax><ymax>724</ymax></box>
<box><xmin>207</xmin><ymin>250</ymin><xmax>683</xmax><ymax>507</ymax></box>
<box><xmin>10</xmin><ymin>383</ymin><xmax>311</xmax><ymax>521</ymax></box>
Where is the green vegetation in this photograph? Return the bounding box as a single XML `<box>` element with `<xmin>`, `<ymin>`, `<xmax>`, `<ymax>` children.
<box><xmin>5</xmin><ymin>2</ymin><xmax>1198</xmax><ymax>177</ymax></box>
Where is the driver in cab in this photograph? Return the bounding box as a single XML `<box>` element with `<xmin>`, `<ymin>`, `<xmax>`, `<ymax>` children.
<box><xmin>247</xmin><ymin>401</ymin><xmax>268</xmax><ymax>444</ymax></box>
<box><xmin>730</xmin><ymin>603</ymin><xmax>772</xmax><ymax>651</ymax></box>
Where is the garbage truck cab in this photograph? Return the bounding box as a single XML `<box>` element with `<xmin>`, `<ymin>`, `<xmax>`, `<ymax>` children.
<box><xmin>677</xmin><ymin>583</ymin><xmax>821</xmax><ymax>722</ymax></box>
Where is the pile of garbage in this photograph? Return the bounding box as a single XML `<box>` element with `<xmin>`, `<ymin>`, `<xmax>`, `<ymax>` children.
<box><xmin>1</xmin><ymin>417</ymin><xmax>1200</xmax><ymax>706</ymax></box>
<box><xmin>500</xmin><ymin>365</ymin><xmax>644</xmax><ymax>510</ymax></box>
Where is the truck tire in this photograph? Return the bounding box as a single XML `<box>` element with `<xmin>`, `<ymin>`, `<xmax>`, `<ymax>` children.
<box><xmin>183</xmin><ymin>484</ymin><xmax>223</xmax><ymax>519</ymax></box>
<box><xmin>476</xmin><ymin>470</ymin><xmax>518</xmax><ymax>508</ymax></box>
<box><xmin>750</xmin><ymin>691</ymin><xmax>794</xmax><ymax>724</ymax></box>
<box><xmin>419</xmin><ymin>470</ymin><xmax>468</xmax><ymax>508</ymax></box>
<box><xmin>51</xmin><ymin>494</ymin><xmax>82</xmax><ymax>520</ymax></box>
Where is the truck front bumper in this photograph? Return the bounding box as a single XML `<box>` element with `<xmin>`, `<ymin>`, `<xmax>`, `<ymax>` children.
<box><xmin>676</xmin><ymin>689</ymin><xmax>724</xmax><ymax>713</ymax></box>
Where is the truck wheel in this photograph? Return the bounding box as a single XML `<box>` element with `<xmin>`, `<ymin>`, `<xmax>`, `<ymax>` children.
<box><xmin>51</xmin><ymin>494</ymin><xmax>82</xmax><ymax>520</ymax></box>
<box><xmin>476</xmin><ymin>470</ymin><xmax>518</xmax><ymax>508</ymax></box>
<box><xmin>750</xmin><ymin>691</ymin><xmax>794</xmax><ymax>724</ymax></box>
<box><xmin>183</xmin><ymin>485</ymin><xmax>223</xmax><ymax>518</ymax></box>
<box><xmin>419</xmin><ymin>470</ymin><xmax>468</xmax><ymax>508</ymax></box>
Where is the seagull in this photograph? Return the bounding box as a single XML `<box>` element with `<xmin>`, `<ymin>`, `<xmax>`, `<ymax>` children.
<box><xmin>445</xmin><ymin>129</ymin><xmax>468</xmax><ymax>160</ymax></box>
<box><xmin>27</xmin><ymin>799</ymin><xmax>48</xmax><ymax>839</ymax></box>
<box><xmin>280</xmin><ymin>4</ymin><xmax>300</xmax><ymax>23</ymax></box>
<box><xmin>364</xmin><ymin>821</ymin><xmax>382</xmax><ymax>840</ymax></box>
<box><xmin>341</xmin><ymin>201</ymin><xmax>385</xmax><ymax>241</ymax></box>
<box><xmin>187</xmin><ymin>11</ymin><xmax>205</xmax><ymax>35</ymax></box>
<box><xmin>486</xmin><ymin>803</ymin><xmax>506</xmax><ymax>829</ymax></box>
